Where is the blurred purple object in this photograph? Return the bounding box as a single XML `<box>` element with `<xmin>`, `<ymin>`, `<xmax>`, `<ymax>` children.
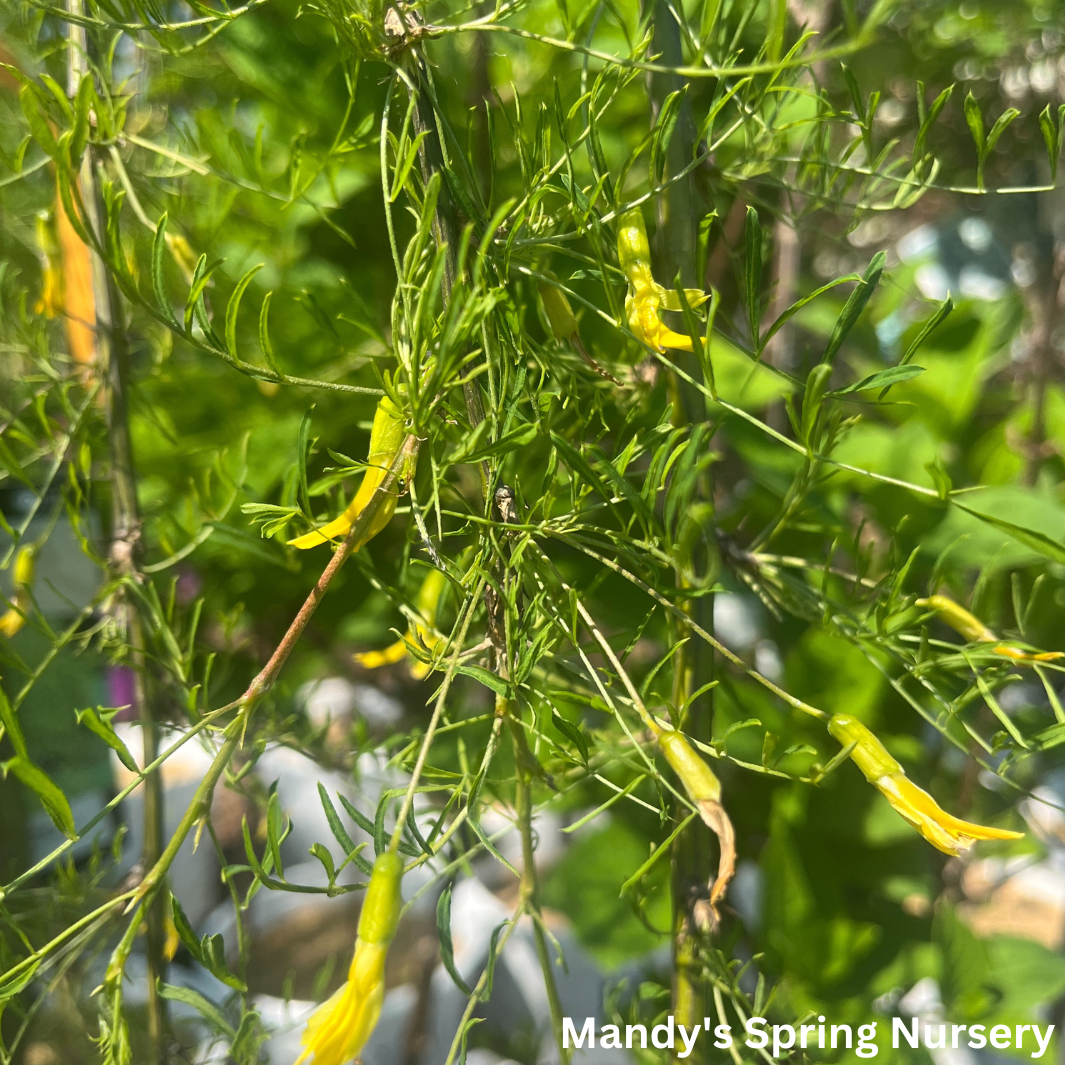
<box><xmin>108</xmin><ymin>666</ymin><xmax>138</xmax><ymax>720</ymax></box>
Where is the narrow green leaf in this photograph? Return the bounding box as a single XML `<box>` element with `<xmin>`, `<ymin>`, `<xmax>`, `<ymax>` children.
<box><xmin>317</xmin><ymin>782</ymin><xmax>356</xmax><ymax>853</ymax></box>
<box><xmin>4</xmin><ymin>757</ymin><xmax>75</xmax><ymax>838</ymax></box>
<box><xmin>902</xmin><ymin>298</ymin><xmax>953</xmax><ymax>368</ymax></box>
<box><xmin>258</xmin><ymin>291</ymin><xmax>284</xmax><ymax>379</ymax></box>
<box><xmin>69</xmin><ymin>74</ymin><xmax>93</xmax><ymax>165</ymax></box>
<box><xmin>766</xmin><ymin>0</ymin><xmax>787</xmax><ymax>61</ymax></box>
<box><xmin>650</xmin><ymin>88</ymin><xmax>686</xmax><ymax>185</ymax></box>
<box><xmin>266</xmin><ymin>789</ymin><xmax>287</xmax><ymax>879</ymax></box>
<box><xmin>19</xmin><ymin>85</ymin><xmax>57</xmax><ymax>158</ymax></box>
<box><xmin>454</xmin><ymin>663</ymin><xmax>513</xmax><ymax>698</ymax></box>
<box><xmin>0</xmin><ymin>687</ymin><xmax>28</xmax><ymax>760</ymax></box>
<box><xmin>984</xmin><ymin>106</ymin><xmax>1020</xmax><ymax>157</ymax></box>
<box><xmin>620</xmin><ymin>812</ymin><xmax>697</xmax><ymax>895</ymax></box>
<box><xmin>822</xmin><ymin>251</ymin><xmax>885</xmax><ymax>366</ymax></box>
<box><xmin>1040</xmin><ymin>104</ymin><xmax>1060</xmax><ymax>180</ymax></box>
<box><xmin>224</xmin><ymin>263</ymin><xmax>264</xmax><ymax>357</ymax></box>
<box><xmin>152</xmin><ymin>214</ymin><xmax>180</xmax><ymax>329</ymax></box>
<box><xmin>964</xmin><ymin>91</ymin><xmax>985</xmax><ymax>156</ymax></box>
<box><xmin>450</xmin><ymin>423</ymin><xmax>538</xmax><ymax>465</ymax></box>
<box><xmin>469</xmin><ymin>816</ymin><xmax>520</xmax><ymax>878</ymax></box>
<box><xmin>551</xmin><ymin>710</ymin><xmax>589</xmax><ymax>765</ymax></box>
<box><xmin>436</xmin><ymin>886</ymin><xmax>473</xmax><ymax>994</ymax></box>
<box><xmin>390</xmin><ymin>130</ymin><xmax>429</xmax><ymax>202</ymax></box>
<box><xmin>744</xmin><ymin>206</ymin><xmax>762</xmax><ymax>347</ymax></box>
<box><xmin>75</xmin><ymin>707</ymin><xmax>138</xmax><ymax>772</ymax></box>
<box><xmin>158</xmin><ymin>983</ymin><xmax>235</xmax><ymax>1037</ymax></box>
<box><xmin>310</xmin><ymin>842</ymin><xmax>337</xmax><ymax>885</ymax></box>
<box><xmin>760</xmin><ymin>275</ymin><xmax>859</xmax><ymax>351</ymax></box>
<box><xmin>830</xmin><ymin>365</ymin><xmax>925</xmax><ymax>395</ymax></box>
<box><xmin>296</xmin><ymin>406</ymin><xmax>314</xmax><ymax>518</ymax></box>
<box><xmin>953</xmin><ymin>502</ymin><xmax>1065</xmax><ymax>566</ymax></box>
<box><xmin>170</xmin><ymin>895</ymin><xmax>203</xmax><ymax>961</ymax></box>
<box><xmin>0</xmin><ymin>959</ymin><xmax>40</xmax><ymax>1000</ymax></box>
<box><xmin>914</xmin><ymin>84</ymin><xmax>954</xmax><ymax>164</ymax></box>
<box><xmin>972</xmin><ymin>668</ymin><xmax>1029</xmax><ymax>750</ymax></box>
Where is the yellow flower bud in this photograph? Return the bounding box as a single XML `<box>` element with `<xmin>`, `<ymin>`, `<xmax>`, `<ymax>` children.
<box><xmin>828</xmin><ymin>713</ymin><xmax>1023</xmax><ymax>856</ymax></box>
<box><xmin>296</xmin><ymin>852</ymin><xmax>403</xmax><ymax>1065</ymax></box>
<box><xmin>14</xmin><ymin>546</ymin><xmax>35</xmax><ymax>589</ymax></box>
<box><xmin>915</xmin><ymin>595</ymin><xmax>995</xmax><ymax>643</ymax></box>
<box><xmin>289</xmin><ymin>397</ymin><xmax>408</xmax><ymax>550</ymax></box>
<box><xmin>1</xmin><ymin>546</ymin><xmax>35</xmax><ymax>639</ymax></box>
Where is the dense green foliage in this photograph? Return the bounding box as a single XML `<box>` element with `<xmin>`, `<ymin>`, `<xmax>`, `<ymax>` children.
<box><xmin>4</xmin><ymin>0</ymin><xmax>1065</xmax><ymax>1062</ymax></box>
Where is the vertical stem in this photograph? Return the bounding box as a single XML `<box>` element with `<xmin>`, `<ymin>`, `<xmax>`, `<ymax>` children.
<box><xmin>514</xmin><ymin>729</ymin><xmax>569</xmax><ymax>1065</ymax></box>
<box><xmin>648</xmin><ymin>3</ymin><xmax>714</xmax><ymax>1057</ymax></box>
<box><xmin>66</xmin><ymin>9</ymin><xmax>166</xmax><ymax>1058</ymax></box>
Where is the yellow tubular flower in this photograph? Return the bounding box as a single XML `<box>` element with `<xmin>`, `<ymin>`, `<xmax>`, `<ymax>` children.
<box><xmin>297</xmin><ymin>851</ymin><xmax>403</xmax><ymax>1065</ymax></box>
<box><xmin>828</xmin><ymin>713</ymin><xmax>1023</xmax><ymax>856</ymax></box>
<box><xmin>916</xmin><ymin>594</ymin><xmax>1063</xmax><ymax>664</ymax></box>
<box><xmin>616</xmin><ymin>209</ymin><xmax>708</xmax><ymax>354</ymax></box>
<box><xmin>0</xmin><ymin>547</ymin><xmax>35</xmax><ymax>639</ymax></box>
<box><xmin>355</xmin><ymin>566</ymin><xmax>447</xmax><ymax>679</ymax></box>
<box><xmin>289</xmin><ymin>397</ymin><xmax>408</xmax><ymax>550</ymax></box>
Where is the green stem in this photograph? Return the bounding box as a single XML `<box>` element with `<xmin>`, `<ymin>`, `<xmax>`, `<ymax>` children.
<box><xmin>514</xmin><ymin>745</ymin><xmax>570</xmax><ymax>1065</ymax></box>
<box><xmin>647</xmin><ymin>4</ymin><xmax>714</xmax><ymax>1051</ymax></box>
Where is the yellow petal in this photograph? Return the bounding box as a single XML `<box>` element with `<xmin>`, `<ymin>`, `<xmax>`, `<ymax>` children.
<box><xmin>354</xmin><ymin>640</ymin><xmax>409</xmax><ymax>669</ymax></box>
<box><xmin>656</xmin><ymin>285</ymin><xmax>710</xmax><ymax>312</ymax></box>
<box><xmin>876</xmin><ymin>773</ymin><xmax>1024</xmax><ymax>856</ymax></box>
<box><xmin>0</xmin><ymin>608</ymin><xmax>26</xmax><ymax>638</ymax></box>
<box><xmin>992</xmin><ymin>644</ymin><xmax>1065</xmax><ymax>664</ymax></box>
<box><xmin>297</xmin><ymin>941</ymin><xmax>387</xmax><ymax>1065</ymax></box>
<box><xmin>288</xmin><ymin>466</ymin><xmax>393</xmax><ymax>550</ymax></box>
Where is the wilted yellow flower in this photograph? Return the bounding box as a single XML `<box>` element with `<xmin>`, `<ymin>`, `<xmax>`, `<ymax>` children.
<box><xmin>828</xmin><ymin>713</ymin><xmax>1023</xmax><ymax>856</ymax></box>
<box><xmin>297</xmin><ymin>851</ymin><xmax>403</xmax><ymax>1065</ymax></box>
<box><xmin>657</xmin><ymin>729</ymin><xmax>734</xmax><ymax>932</ymax></box>
<box><xmin>617</xmin><ymin>209</ymin><xmax>708</xmax><ymax>353</ymax></box>
<box><xmin>0</xmin><ymin>546</ymin><xmax>35</xmax><ymax>639</ymax></box>
<box><xmin>355</xmin><ymin>566</ymin><xmax>447</xmax><ymax>679</ymax></box>
<box><xmin>289</xmin><ymin>397</ymin><xmax>408</xmax><ymax>550</ymax></box>
<box><xmin>916</xmin><ymin>594</ymin><xmax>1063</xmax><ymax>664</ymax></box>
